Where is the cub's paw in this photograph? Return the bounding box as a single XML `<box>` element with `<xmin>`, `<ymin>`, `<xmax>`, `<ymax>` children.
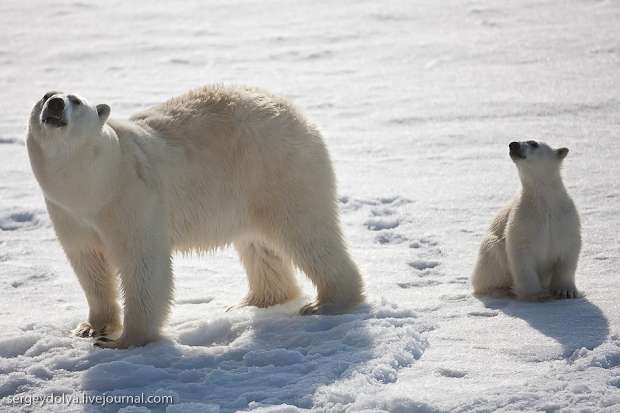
<box><xmin>73</xmin><ymin>321</ymin><xmax>121</xmax><ymax>338</ymax></box>
<box><xmin>551</xmin><ymin>287</ymin><xmax>581</xmax><ymax>299</ymax></box>
<box><xmin>300</xmin><ymin>301</ymin><xmax>322</xmax><ymax>315</ymax></box>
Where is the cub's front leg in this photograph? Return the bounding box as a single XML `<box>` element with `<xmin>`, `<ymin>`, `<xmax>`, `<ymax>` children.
<box><xmin>550</xmin><ymin>255</ymin><xmax>581</xmax><ymax>299</ymax></box>
<box><xmin>505</xmin><ymin>211</ymin><xmax>550</xmax><ymax>301</ymax></box>
<box><xmin>94</xmin><ymin>201</ymin><xmax>174</xmax><ymax>349</ymax></box>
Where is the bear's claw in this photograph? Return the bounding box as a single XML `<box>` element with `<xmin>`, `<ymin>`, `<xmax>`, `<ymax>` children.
<box><xmin>299</xmin><ymin>300</ymin><xmax>352</xmax><ymax>315</ymax></box>
<box><xmin>552</xmin><ymin>288</ymin><xmax>580</xmax><ymax>299</ymax></box>
<box><xmin>300</xmin><ymin>302</ymin><xmax>322</xmax><ymax>315</ymax></box>
<box><xmin>93</xmin><ymin>335</ymin><xmax>129</xmax><ymax>349</ymax></box>
<box><xmin>74</xmin><ymin>322</ymin><xmax>106</xmax><ymax>338</ymax></box>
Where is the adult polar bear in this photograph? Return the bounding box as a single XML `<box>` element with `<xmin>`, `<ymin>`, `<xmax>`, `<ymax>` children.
<box><xmin>27</xmin><ymin>86</ymin><xmax>364</xmax><ymax>349</ymax></box>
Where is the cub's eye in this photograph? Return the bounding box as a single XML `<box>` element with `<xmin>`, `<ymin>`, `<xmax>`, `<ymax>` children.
<box><xmin>68</xmin><ymin>95</ymin><xmax>82</xmax><ymax>105</ymax></box>
<box><xmin>527</xmin><ymin>140</ymin><xmax>539</xmax><ymax>148</ymax></box>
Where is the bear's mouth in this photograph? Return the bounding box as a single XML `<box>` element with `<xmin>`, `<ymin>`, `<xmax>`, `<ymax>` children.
<box><xmin>509</xmin><ymin>148</ymin><xmax>526</xmax><ymax>160</ymax></box>
<box><xmin>42</xmin><ymin>114</ymin><xmax>67</xmax><ymax>128</ymax></box>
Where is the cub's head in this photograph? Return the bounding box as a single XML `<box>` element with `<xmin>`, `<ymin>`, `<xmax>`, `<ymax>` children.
<box><xmin>508</xmin><ymin>140</ymin><xmax>569</xmax><ymax>181</ymax></box>
<box><xmin>28</xmin><ymin>91</ymin><xmax>110</xmax><ymax>146</ymax></box>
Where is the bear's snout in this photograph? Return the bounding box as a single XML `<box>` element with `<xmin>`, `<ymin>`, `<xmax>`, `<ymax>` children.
<box><xmin>509</xmin><ymin>141</ymin><xmax>525</xmax><ymax>160</ymax></box>
<box><xmin>47</xmin><ymin>97</ymin><xmax>64</xmax><ymax>114</ymax></box>
<box><xmin>42</xmin><ymin>97</ymin><xmax>67</xmax><ymax>127</ymax></box>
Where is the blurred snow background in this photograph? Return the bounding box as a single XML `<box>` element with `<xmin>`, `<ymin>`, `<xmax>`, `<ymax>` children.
<box><xmin>1</xmin><ymin>0</ymin><xmax>619</xmax><ymax>411</ymax></box>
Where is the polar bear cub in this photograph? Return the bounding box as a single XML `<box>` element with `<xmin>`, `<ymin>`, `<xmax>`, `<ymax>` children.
<box><xmin>27</xmin><ymin>86</ymin><xmax>364</xmax><ymax>349</ymax></box>
<box><xmin>472</xmin><ymin>140</ymin><xmax>581</xmax><ymax>300</ymax></box>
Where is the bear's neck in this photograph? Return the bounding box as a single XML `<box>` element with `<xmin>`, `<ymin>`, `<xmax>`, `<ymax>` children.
<box><xmin>519</xmin><ymin>172</ymin><xmax>569</xmax><ymax>204</ymax></box>
<box><xmin>36</xmin><ymin>125</ymin><xmax>122</xmax><ymax>217</ymax></box>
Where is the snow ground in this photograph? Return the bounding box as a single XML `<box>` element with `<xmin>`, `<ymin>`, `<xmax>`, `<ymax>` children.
<box><xmin>1</xmin><ymin>0</ymin><xmax>619</xmax><ymax>411</ymax></box>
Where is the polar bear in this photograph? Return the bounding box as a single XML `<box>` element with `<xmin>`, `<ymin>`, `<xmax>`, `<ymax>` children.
<box><xmin>27</xmin><ymin>86</ymin><xmax>365</xmax><ymax>348</ymax></box>
<box><xmin>471</xmin><ymin>140</ymin><xmax>581</xmax><ymax>300</ymax></box>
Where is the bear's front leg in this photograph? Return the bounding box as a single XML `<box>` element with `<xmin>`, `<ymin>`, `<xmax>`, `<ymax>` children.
<box><xmin>508</xmin><ymin>257</ymin><xmax>549</xmax><ymax>301</ymax></box>
<box><xmin>66</xmin><ymin>250</ymin><xmax>121</xmax><ymax>338</ymax></box>
<box><xmin>95</xmin><ymin>206</ymin><xmax>174</xmax><ymax>349</ymax></box>
<box><xmin>550</xmin><ymin>256</ymin><xmax>580</xmax><ymax>299</ymax></box>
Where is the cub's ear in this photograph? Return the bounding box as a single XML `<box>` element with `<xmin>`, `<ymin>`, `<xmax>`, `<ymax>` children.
<box><xmin>96</xmin><ymin>104</ymin><xmax>111</xmax><ymax>124</ymax></box>
<box><xmin>556</xmin><ymin>147</ymin><xmax>569</xmax><ymax>159</ymax></box>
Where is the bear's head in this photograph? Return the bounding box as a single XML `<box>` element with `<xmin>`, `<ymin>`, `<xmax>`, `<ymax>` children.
<box><xmin>508</xmin><ymin>140</ymin><xmax>569</xmax><ymax>182</ymax></box>
<box><xmin>28</xmin><ymin>91</ymin><xmax>110</xmax><ymax>149</ymax></box>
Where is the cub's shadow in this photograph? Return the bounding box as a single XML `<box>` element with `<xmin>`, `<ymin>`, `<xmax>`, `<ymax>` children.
<box><xmin>77</xmin><ymin>302</ymin><xmax>424</xmax><ymax>412</ymax></box>
<box><xmin>479</xmin><ymin>296</ymin><xmax>609</xmax><ymax>357</ymax></box>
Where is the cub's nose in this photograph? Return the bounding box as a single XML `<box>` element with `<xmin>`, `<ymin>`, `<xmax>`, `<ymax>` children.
<box><xmin>47</xmin><ymin>97</ymin><xmax>65</xmax><ymax>114</ymax></box>
<box><xmin>509</xmin><ymin>142</ymin><xmax>520</xmax><ymax>151</ymax></box>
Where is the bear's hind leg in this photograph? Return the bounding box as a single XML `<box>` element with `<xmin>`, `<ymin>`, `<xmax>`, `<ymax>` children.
<box><xmin>281</xmin><ymin>225</ymin><xmax>364</xmax><ymax>315</ymax></box>
<box><xmin>235</xmin><ymin>241</ymin><xmax>301</xmax><ymax>308</ymax></box>
<box><xmin>471</xmin><ymin>235</ymin><xmax>512</xmax><ymax>296</ymax></box>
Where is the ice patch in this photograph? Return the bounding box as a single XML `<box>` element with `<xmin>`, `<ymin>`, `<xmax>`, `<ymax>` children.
<box><xmin>0</xmin><ymin>334</ymin><xmax>40</xmax><ymax>358</ymax></box>
<box><xmin>177</xmin><ymin>318</ymin><xmax>238</xmax><ymax>347</ymax></box>
<box><xmin>166</xmin><ymin>403</ymin><xmax>220</xmax><ymax>413</ymax></box>
<box><xmin>243</xmin><ymin>349</ymin><xmax>304</xmax><ymax>367</ymax></box>
<box><xmin>81</xmin><ymin>361</ymin><xmax>172</xmax><ymax>392</ymax></box>
<box><xmin>176</xmin><ymin>297</ymin><xmax>214</xmax><ymax>305</ymax></box>
<box><xmin>0</xmin><ymin>373</ymin><xmax>35</xmax><ymax>398</ymax></box>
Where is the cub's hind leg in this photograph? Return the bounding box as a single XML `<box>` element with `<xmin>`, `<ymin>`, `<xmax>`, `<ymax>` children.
<box><xmin>472</xmin><ymin>235</ymin><xmax>512</xmax><ymax>296</ymax></box>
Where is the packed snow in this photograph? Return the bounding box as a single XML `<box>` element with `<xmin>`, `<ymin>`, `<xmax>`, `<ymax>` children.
<box><xmin>1</xmin><ymin>0</ymin><xmax>619</xmax><ymax>411</ymax></box>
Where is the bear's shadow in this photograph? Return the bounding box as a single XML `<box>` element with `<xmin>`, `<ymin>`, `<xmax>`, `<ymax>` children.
<box><xmin>479</xmin><ymin>296</ymin><xmax>609</xmax><ymax>357</ymax></box>
<box><xmin>76</xmin><ymin>302</ymin><xmax>423</xmax><ymax>412</ymax></box>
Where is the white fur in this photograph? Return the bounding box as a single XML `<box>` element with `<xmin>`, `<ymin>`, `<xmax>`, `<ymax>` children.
<box><xmin>27</xmin><ymin>86</ymin><xmax>364</xmax><ymax>348</ymax></box>
<box><xmin>471</xmin><ymin>141</ymin><xmax>581</xmax><ymax>300</ymax></box>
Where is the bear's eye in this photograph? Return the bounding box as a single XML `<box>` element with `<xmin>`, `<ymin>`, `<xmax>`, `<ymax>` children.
<box><xmin>68</xmin><ymin>95</ymin><xmax>82</xmax><ymax>105</ymax></box>
<box><xmin>527</xmin><ymin>140</ymin><xmax>539</xmax><ymax>148</ymax></box>
<box><xmin>42</xmin><ymin>91</ymin><xmax>59</xmax><ymax>102</ymax></box>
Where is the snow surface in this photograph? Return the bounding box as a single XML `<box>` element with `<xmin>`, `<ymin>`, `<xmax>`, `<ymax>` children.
<box><xmin>1</xmin><ymin>0</ymin><xmax>620</xmax><ymax>412</ymax></box>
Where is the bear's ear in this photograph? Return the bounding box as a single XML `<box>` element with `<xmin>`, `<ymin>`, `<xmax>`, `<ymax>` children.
<box><xmin>556</xmin><ymin>147</ymin><xmax>569</xmax><ymax>159</ymax></box>
<box><xmin>96</xmin><ymin>104</ymin><xmax>111</xmax><ymax>125</ymax></box>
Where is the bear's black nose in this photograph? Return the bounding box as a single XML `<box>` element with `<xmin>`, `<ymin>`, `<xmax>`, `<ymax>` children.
<box><xmin>509</xmin><ymin>142</ymin><xmax>520</xmax><ymax>151</ymax></box>
<box><xmin>47</xmin><ymin>97</ymin><xmax>64</xmax><ymax>114</ymax></box>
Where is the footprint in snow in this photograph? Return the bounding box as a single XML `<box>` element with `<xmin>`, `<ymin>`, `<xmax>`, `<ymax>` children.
<box><xmin>375</xmin><ymin>232</ymin><xmax>408</xmax><ymax>245</ymax></box>
<box><xmin>365</xmin><ymin>217</ymin><xmax>400</xmax><ymax>231</ymax></box>
<box><xmin>341</xmin><ymin>195</ymin><xmax>412</xmax><ymax>244</ymax></box>
<box><xmin>398</xmin><ymin>280</ymin><xmax>441</xmax><ymax>288</ymax></box>
<box><xmin>409</xmin><ymin>237</ymin><xmax>438</xmax><ymax>249</ymax></box>
<box><xmin>468</xmin><ymin>310</ymin><xmax>499</xmax><ymax>318</ymax></box>
<box><xmin>436</xmin><ymin>367</ymin><xmax>467</xmax><ymax>378</ymax></box>
<box><xmin>440</xmin><ymin>294</ymin><xmax>471</xmax><ymax>302</ymax></box>
<box><xmin>0</xmin><ymin>210</ymin><xmax>41</xmax><ymax>231</ymax></box>
<box><xmin>408</xmin><ymin>260</ymin><xmax>440</xmax><ymax>271</ymax></box>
